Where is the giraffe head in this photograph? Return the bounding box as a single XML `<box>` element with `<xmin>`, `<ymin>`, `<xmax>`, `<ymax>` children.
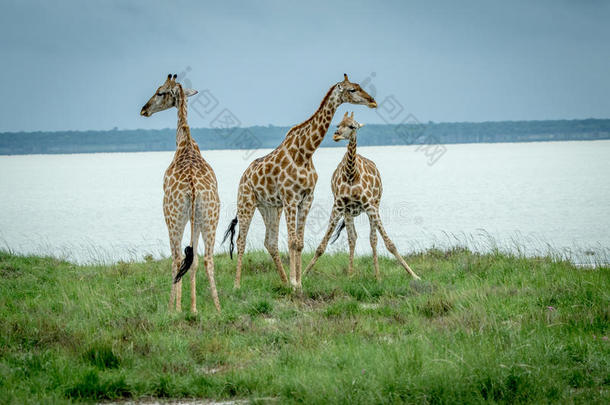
<box><xmin>140</xmin><ymin>74</ymin><xmax>198</xmax><ymax>117</ymax></box>
<box><xmin>333</xmin><ymin>112</ymin><xmax>364</xmax><ymax>141</ymax></box>
<box><xmin>335</xmin><ymin>74</ymin><xmax>377</xmax><ymax>108</ymax></box>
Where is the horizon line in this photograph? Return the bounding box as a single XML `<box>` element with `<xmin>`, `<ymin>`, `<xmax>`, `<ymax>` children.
<box><xmin>1</xmin><ymin>116</ymin><xmax>609</xmax><ymax>135</ymax></box>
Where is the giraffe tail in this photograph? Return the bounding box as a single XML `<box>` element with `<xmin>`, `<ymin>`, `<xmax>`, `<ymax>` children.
<box><xmin>174</xmin><ymin>246</ymin><xmax>193</xmax><ymax>283</ymax></box>
<box><xmin>330</xmin><ymin>219</ymin><xmax>346</xmax><ymax>244</ymax></box>
<box><xmin>174</xmin><ymin>188</ymin><xmax>197</xmax><ymax>284</ymax></box>
<box><xmin>222</xmin><ymin>216</ymin><xmax>238</xmax><ymax>259</ymax></box>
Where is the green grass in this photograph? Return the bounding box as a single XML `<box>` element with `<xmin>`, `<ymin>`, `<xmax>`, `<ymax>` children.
<box><xmin>0</xmin><ymin>248</ymin><xmax>608</xmax><ymax>404</ymax></box>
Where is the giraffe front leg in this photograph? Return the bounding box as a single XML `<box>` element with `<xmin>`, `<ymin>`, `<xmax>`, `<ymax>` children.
<box><xmin>345</xmin><ymin>216</ymin><xmax>357</xmax><ymax>276</ymax></box>
<box><xmin>367</xmin><ymin>213</ymin><xmax>380</xmax><ymax>279</ymax></box>
<box><xmin>367</xmin><ymin>208</ymin><xmax>420</xmax><ymax>280</ymax></box>
<box><xmin>284</xmin><ymin>203</ymin><xmax>299</xmax><ymax>290</ymax></box>
<box><xmin>304</xmin><ymin>206</ymin><xmax>341</xmax><ymax>276</ymax></box>
<box><xmin>260</xmin><ymin>206</ymin><xmax>288</xmax><ymax>284</ymax></box>
<box><xmin>295</xmin><ymin>194</ymin><xmax>315</xmax><ymax>287</ymax></box>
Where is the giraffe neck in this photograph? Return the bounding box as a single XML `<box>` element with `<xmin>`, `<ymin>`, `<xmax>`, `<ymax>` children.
<box><xmin>284</xmin><ymin>85</ymin><xmax>341</xmax><ymax>163</ymax></box>
<box><xmin>345</xmin><ymin>135</ymin><xmax>358</xmax><ymax>183</ymax></box>
<box><xmin>175</xmin><ymin>85</ymin><xmax>193</xmax><ymax>149</ymax></box>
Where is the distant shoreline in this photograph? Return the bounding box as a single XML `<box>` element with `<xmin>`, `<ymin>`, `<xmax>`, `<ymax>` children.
<box><xmin>1</xmin><ymin>139</ymin><xmax>609</xmax><ymax>158</ymax></box>
<box><xmin>1</xmin><ymin>118</ymin><xmax>609</xmax><ymax>156</ymax></box>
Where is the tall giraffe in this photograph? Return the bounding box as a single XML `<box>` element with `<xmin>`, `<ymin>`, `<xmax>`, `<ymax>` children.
<box><xmin>304</xmin><ymin>112</ymin><xmax>420</xmax><ymax>280</ymax></box>
<box><xmin>224</xmin><ymin>74</ymin><xmax>377</xmax><ymax>290</ymax></box>
<box><xmin>141</xmin><ymin>74</ymin><xmax>221</xmax><ymax>313</ymax></box>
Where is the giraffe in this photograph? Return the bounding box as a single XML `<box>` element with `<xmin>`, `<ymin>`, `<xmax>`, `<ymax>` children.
<box><xmin>304</xmin><ymin>112</ymin><xmax>420</xmax><ymax>280</ymax></box>
<box><xmin>223</xmin><ymin>74</ymin><xmax>377</xmax><ymax>290</ymax></box>
<box><xmin>140</xmin><ymin>74</ymin><xmax>221</xmax><ymax>313</ymax></box>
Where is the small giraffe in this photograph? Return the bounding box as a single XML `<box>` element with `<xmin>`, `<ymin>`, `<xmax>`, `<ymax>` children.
<box><xmin>141</xmin><ymin>74</ymin><xmax>221</xmax><ymax>313</ymax></box>
<box><xmin>304</xmin><ymin>112</ymin><xmax>420</xmax><ymax>280</ymax></box>
<box><xmin>224</xmin><ymin>74</ymin><xmax>377</xmax><ymax>290</ymax></box>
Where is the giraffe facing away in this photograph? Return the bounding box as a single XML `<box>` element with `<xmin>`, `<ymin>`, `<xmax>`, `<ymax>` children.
<box><xmin>141</xmin><ymin>74</ymin><xmax>221</xmax><ymax>313</ymax></box>
<box><xmin>304</xmin><ymin>112</ymin><xmax>420</xmax><ymax>280</ymax></box>
<box><xmin>224</xmin><ymin>74</ymin><xmax>377</xmax><ymax>290</ymax></box>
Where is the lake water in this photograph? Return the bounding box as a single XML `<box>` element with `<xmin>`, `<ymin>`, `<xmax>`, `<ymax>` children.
<box><xmin>1</xmin><ymin>141</ymin><xmax>609</xmax><ymax>265</ymax></box>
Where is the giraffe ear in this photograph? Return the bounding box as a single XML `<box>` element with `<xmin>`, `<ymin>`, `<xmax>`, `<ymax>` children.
<box><xmin>183</xmin><ymin>88</ymin><xmax>198</xmax><ymax>98</ymax></box>
<box><xmin>358</xmin><ymin>123</ymin><xmax>365</xmax><ymax>128</ymax></box>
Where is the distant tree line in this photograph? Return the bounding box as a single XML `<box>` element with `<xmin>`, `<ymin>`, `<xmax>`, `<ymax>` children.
<box><xmin>0</xmin><ymin>119</ymin><xmax>608</xmax><ymax>155</ymax></box>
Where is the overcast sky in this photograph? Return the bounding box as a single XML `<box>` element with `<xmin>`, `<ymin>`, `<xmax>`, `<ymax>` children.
<box><xmin>1</xmin><ymin>0</ymin><xmax>608</xmax><ymax>132</ymax></box>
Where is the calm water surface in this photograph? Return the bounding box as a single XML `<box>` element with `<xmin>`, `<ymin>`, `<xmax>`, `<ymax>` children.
<box><xmin>1</xmin><ymin>141</ymin><xmax>608</xmax><ymax>264</ymax></box>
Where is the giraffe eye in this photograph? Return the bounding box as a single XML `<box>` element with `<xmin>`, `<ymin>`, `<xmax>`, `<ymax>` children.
<box><xmin>157</xmin><ymin>92</ymin><xmax>165</xmax><ymax>97</ymax></box>
<box><xmin>348</xmin><ymin>89</ymin><xmax>356</xmax><ymax>93</ymax></box>
<box><xmin>349</xmin><ymin>125</ymin><xmax>357</xmax><ymax>130</ymax></box>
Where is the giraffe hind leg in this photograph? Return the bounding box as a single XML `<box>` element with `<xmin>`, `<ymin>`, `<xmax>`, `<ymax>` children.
<box><xmin>368</xmin><ymin>208</ymin><xmax>420</xmax><ymax>280</ymax></box>
<box><xmin>234</xmin><ymin>199</ymin><xmax>256</xmax><ymax>289</ymax></box>
<box><xmin>168</xmin><ymin>245</ymin><xmax>181</xmax><ymax>311</ymax></box>
<box><xmin>202</xmin><ymin>198</ymin><xmax>221</xmax><ymax>312</ymax></box>
<box><xmin>165</xmin><ymin>198</ymin><xmax>190</xmax><ymax>312</ymax></box>
<box><xmin>188</xmin><ymin>224</ymin><xmax>201</xmax><ymax>314</ymax></box>
<box><xmin>185</xmin><ymin>194</ymin><xmax>206</xmax><ymax>314</ymax></box>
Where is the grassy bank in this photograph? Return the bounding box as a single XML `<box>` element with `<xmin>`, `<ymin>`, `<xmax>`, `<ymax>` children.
<box><xmin>0</xmin><ymin>248</ymin><xmax>608</xmax><ymax>404</ymax></box>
